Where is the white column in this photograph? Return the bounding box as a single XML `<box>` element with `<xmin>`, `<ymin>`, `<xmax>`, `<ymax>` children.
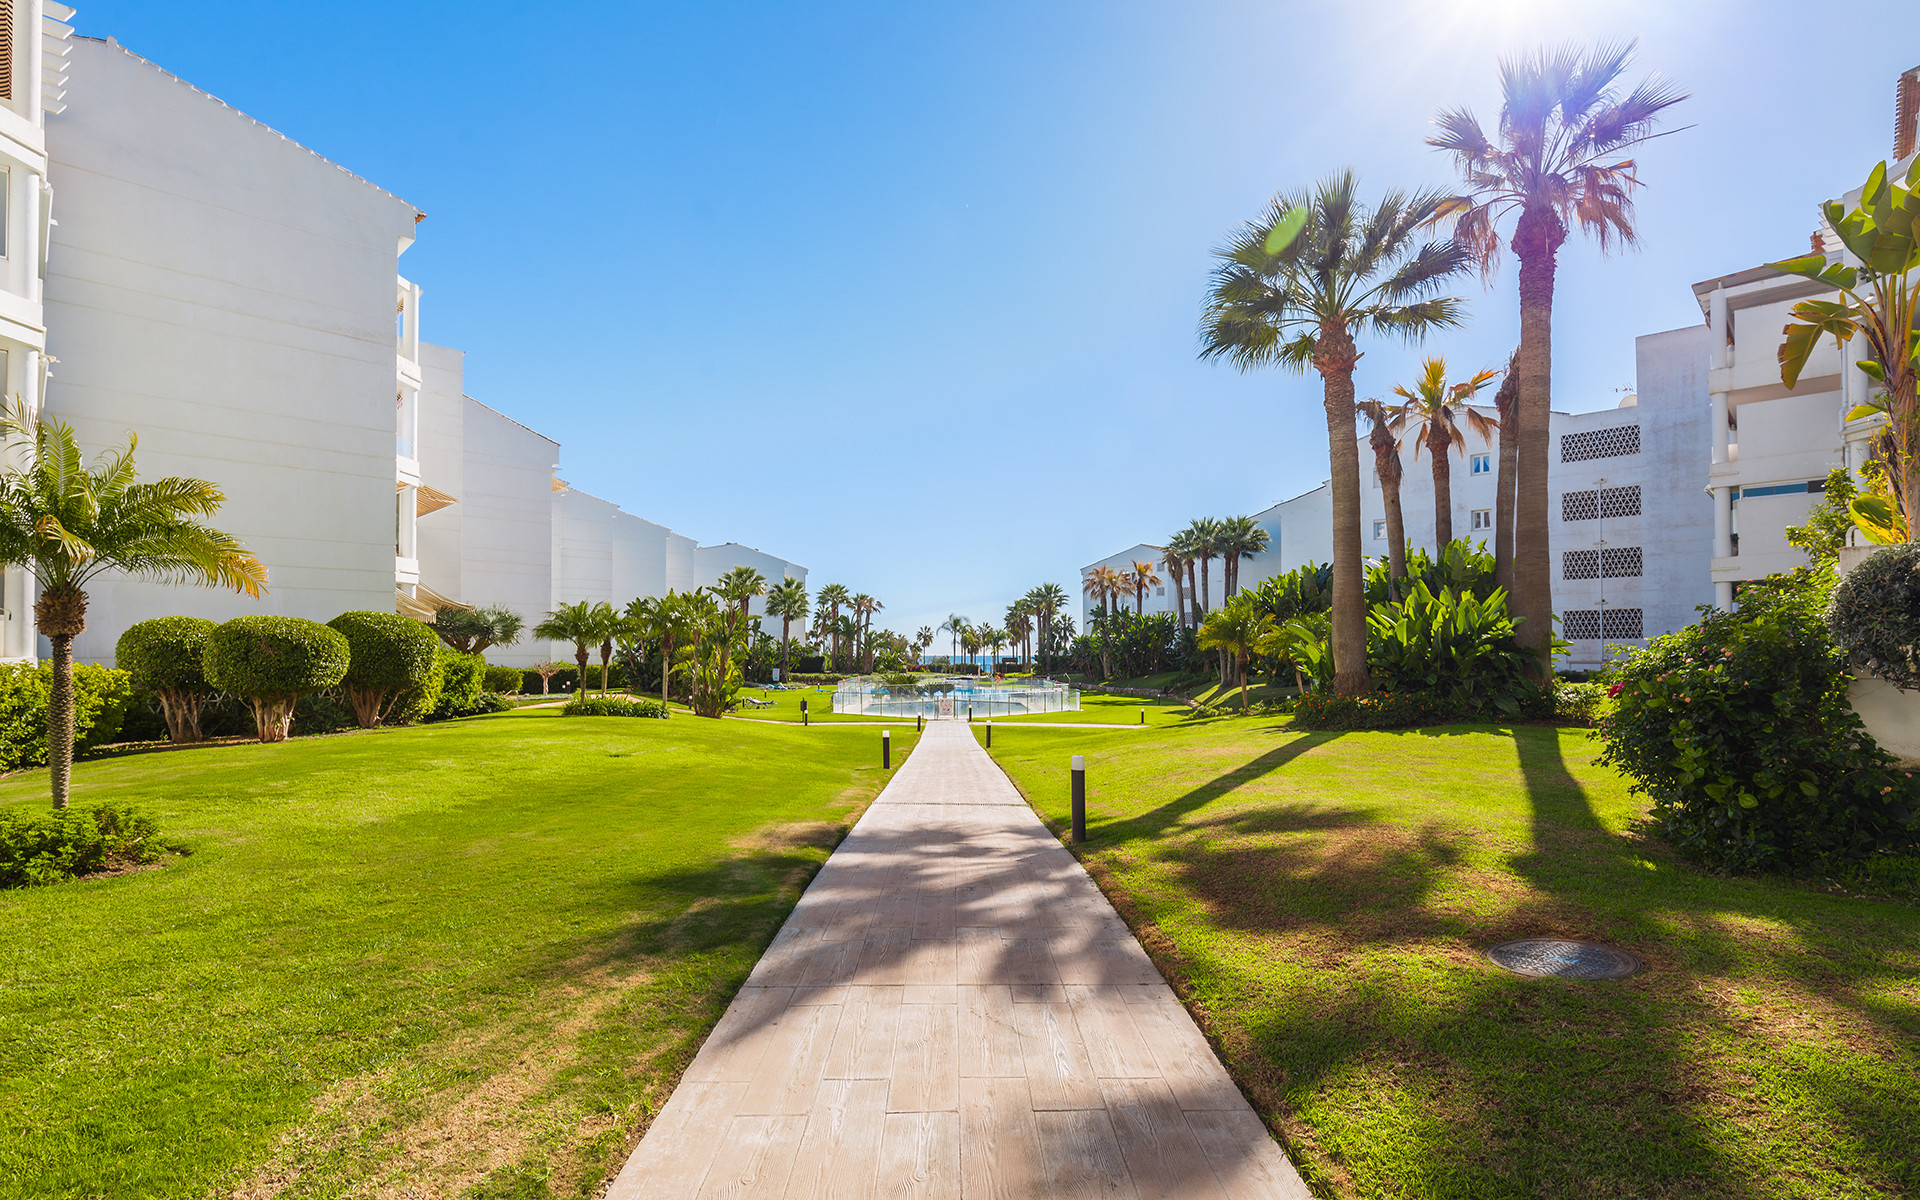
<box><xmin>1709</xmin><ymin>286</ymin><xmax>1729</xmax><ymax>369</ymax></box>
<box><xmin>397</xmin><ymin>485</ymin><xmax>418</xmax><ymax>561</ymax></box>
<box><xmin>1715</xmin><ymin>580</ymin><xmax>1734</xmax><ymax>611</ymax></box>
<box><xmin>1711</xmin><ymin>484</ymin><xmax>1734</xmax><ymax>611</ymax></box>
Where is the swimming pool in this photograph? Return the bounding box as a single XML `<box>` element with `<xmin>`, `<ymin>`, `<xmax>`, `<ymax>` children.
<box><xmin>830</xmin><ymin>677</ymin><xmax>1080</xmax><ymax>718</ymax></box>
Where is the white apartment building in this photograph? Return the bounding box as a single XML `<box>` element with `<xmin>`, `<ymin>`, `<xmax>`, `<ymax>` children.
<box><xmin>1695</xmin><ymin>66</ymin><xmax>1919</xmax><ymax>606</ymax></box>
<box><xmin>1083</xmin><ymin>326</ymin><xmax>1717</xmax><ymax>667</ymax></box>
<box><xmin>0</xmin><ymin>15</ymin><xmax>805</xmax><ymax>667</ymax></box>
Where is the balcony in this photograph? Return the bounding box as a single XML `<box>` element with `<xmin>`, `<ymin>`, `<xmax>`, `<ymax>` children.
<box><xmin>396</xmin><ymin>276</ymin><xmax>422</xmax><ymax>384</ymax></box>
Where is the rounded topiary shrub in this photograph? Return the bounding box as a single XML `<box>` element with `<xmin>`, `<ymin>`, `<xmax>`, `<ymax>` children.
<box><xmin>326</xmin><ymin>611</ymin><xmax>440</xmax><ymax>728</ymax></box>
<box><xmin>483</xmin><ymin>665</ymin><xmax>523</xmax><ymax>694</ymax></box>
<box><xmin>1829</xmin><ymin>545</ymin><xmax>1920</xmax><ymax>690</ymax></box>
<box><xmin>203</xmin><ymin>616</ymin><xmax>350</xmax><ymax>743</ymax></box>
<box><xmin>115</xmin><ymin>617</ymin><xmax>218</xmax><ymax>743</ymax></box>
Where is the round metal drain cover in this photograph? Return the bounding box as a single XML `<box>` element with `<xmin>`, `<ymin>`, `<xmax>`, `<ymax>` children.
<box><xmin>1487</xmin><ymin>938</ymin><xmax>1641</xmax><ymax>981</ymax></box>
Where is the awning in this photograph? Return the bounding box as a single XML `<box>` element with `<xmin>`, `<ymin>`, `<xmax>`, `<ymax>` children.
<box><xmin>397</xmin><ymin>584</ymin><xmax>471</xmax><ymax>621</ymax></box>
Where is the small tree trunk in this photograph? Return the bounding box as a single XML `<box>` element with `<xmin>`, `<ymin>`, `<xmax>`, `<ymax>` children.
<box><xmin>1430</xmin><ymin>425</ymin><xmax>1455</xmax><ymax>548</ymax></box>
<box><xmin>1492</xmin><ymin>359</ymin><xmax>1519</xmax><ymax>596</ymax></box>
<box><xmin>253</xmin><ymin>695</ymin><xmax>295</xmax><ymax>743</ymax></box>
<box><xmin>347</xmin><ymin>685</ymin><xmax>387</xmax><ymax>729</ymax></box>
<box><xmin>156</xmin><ymin>686</ymin><xmax>206</xmax><ymax>743</ymax></box>
<box><xmin>48</xmin><ymin>632</ymin><xmax>75</xmax><ymax>809</ymax></box>
<box><xmin>575</xmin><ymin>647</ymin><xmax>590</xmax><ymax>693</ymax></box>
<box><xmin>661</xmin><ymin>637</ymin><xmax>673</xmax><ymax>707</ymax></box>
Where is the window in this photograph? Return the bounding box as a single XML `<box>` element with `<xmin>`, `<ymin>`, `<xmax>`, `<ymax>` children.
<box><xmin>1562</xmin><ymin>608</ymin><xmax>1644</xmax><ymax>640</ymax></box>
<box><xmin>1372</xmin><ymin>520</ymin><xmax>1386</xmax><ymax>540</ymax></box>
<box><xmin>1563</xmin><ymin>547</ymin><xmax>1642</xmax><ymax>580</ymax></box>
<box><xmin>1561</xmin><ymin>425</ymin><xmax>1640</xmax><ymax>463</ymax></box>
<box><xmin>1561</xmin><ymin>484</ymin><xmax>1641</xmax><ymax>522</ymax></box>
<box><xmin>0</xmin><ymin>0</ymin><xmax>12</xmax><ymax>102</ymax></box>
<box><xmin>1470</xmin><ymin>453</ymin><xmax>1492</xmax><ymax>475</ymax></box>
<box><xmin>1739</xmin><ymin>480</ymin><xmax>1827</xmax><ymax>499</ymax></box>
<box><xmin>1155</xmin><ymin>586</ymin><xmax>1164</xmax><ymax>596</ymax></box>
<box><xmin>1470</xmin><ymin>509</ymin><xmax>1492</xmax><ymax>531</ymax></box>
<box><xmin>0</xmin><ymin>168</ymin><xmax>9</xmax><ymax>260</ymax></box>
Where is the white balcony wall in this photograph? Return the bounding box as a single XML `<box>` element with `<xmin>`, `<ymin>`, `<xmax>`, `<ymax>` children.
<box><xmin>43</xmin><ymin>37</ymin><xmax>421</xmax><ymax>662</ymax></box>
<box><xmin>691</xmin><ymin>543</ymin><xmax>807</xmax><ymax>637</ymax></box>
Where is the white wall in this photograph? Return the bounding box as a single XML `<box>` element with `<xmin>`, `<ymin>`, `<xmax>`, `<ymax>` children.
<box><xmin>45</xmin><ymin>37</ymin><xmax>421</xmax><ymax>663</ymax></box>
<box><xmin>413</xmin><ymin>343</ymin><xmax>465</xmax><ymax>597</ymax></box>
<box><xmin>1077</xmin><ymin>543</ymin><xmax>1175</xmax><ymax>627</ymax></box>
<box><xmin>691</xmin><ymin>542</ymin><xmax>808</xmax><ymax>636</ymax></box>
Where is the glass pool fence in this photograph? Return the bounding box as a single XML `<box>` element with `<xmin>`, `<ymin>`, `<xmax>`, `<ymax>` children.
<box><xmin>831</xmin><ymin>677</ymin><xmax>1081</xmax><ymax>718</ymax></box>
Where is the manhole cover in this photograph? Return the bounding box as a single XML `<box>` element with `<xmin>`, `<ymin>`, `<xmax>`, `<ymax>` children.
<box><xmin>1487</xmin><ymin>938</ymin><xmax>1641</xmax><ymax>981</ymax></box>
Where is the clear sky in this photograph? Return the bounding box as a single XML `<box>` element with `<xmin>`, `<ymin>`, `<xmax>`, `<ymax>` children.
<box><xmin>76</xmin><ymin>0</ymin><xmax>1919</xmax><ymax>639</ymax></box>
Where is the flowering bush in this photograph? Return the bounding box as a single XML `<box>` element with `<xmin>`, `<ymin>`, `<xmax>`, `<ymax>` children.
<box><xmin>1598</xmin><ymin>573</ymin><xmax>1920</xmax><ymax>872</ymax></box>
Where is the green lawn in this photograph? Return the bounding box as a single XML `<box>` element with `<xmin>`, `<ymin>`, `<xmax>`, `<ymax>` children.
<box><xmin>985</xmin><ymin>717</ymin><xmax>1920</xmax><ymax>1199</ymax></box>
<box><xmin>0</xmin><ymin>711</ymin><xmax>917</xmax><ymax>1199</ymax></box>
<box><xmin>992</xmin><ymin>690</ymin><xmax>1197</xmax><ymax>726</ymax></box>
<box><xmin>722</xmin><ymin>684</ymin><xmax>911</xmax><ymax>723</ymax></box>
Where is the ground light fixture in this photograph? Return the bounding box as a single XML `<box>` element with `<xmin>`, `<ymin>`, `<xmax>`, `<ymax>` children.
<box><xmin>800</xmin><ymin>699</ymin><xmax>808</xmax><ymax>726</ymax></box>
<box><xmin>984</xmin><ymin>720</ymin><xmax>991</xmax><ymax>748</ymax></box>
<box><xmin>1070</xmin><ymin>755</ymin><xmax>1086</xmax><ymax>843</ymax></box>
<box><xmin>1487</xmin><ymin>938</ymin><xmax>1641</xmax><ymax>980</ymax></box>
<box><xmin>882</xmin><ymin>728</ymin><xmax>891</xmax><ymax>769</ymax></box>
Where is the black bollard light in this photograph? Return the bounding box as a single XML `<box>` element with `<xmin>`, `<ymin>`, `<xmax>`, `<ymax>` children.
<box><xmin>801</xmin><ymin>699</ymin><xmax>809</xmax><ymax>726</ymax></box>
<box><xmin>917</xmin><ymin>712</ymin><xmax>923</xmax><ymax>732</ymax></box>
<box><xmin>985</xmin><ymin>720</ymin><xmax>992</xmax><ymax>749</ymax></box>
<box><xmin>883</xmin><ymin>728</ymin><xmax>891</xmax><ymax>769</ymax></box>
<box><xmin>1139</xmin><ymin>707</ymin><xmax>1145</xmax><ymax>725</ymax></box>
<box><xmin>1070</xmin><ymin>754</ymin><xmax>1086</xmax><ymax>843</ymax></box>
<box><xmin>968</xmin><ymin>705</ymin><xmax>974</xmax><ymax>723</ymax></box>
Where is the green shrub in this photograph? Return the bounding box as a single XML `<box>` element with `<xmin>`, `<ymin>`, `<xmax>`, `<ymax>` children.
<box><xmin>386</xmin><ymin>653</ymin><xmax>445</xmax><ymax>727</ymax></box>
<box><xmin>1827</xmin><ymin>544</ymin><xmax>1920</xmax><ymax>689</ymax></box>
<box><xmin>290</xmin><ymin>692</ymin><xmax>356</xmax><ymax>736</ymax></box>
<box><xmin>473</xmin><ymin>692</ymin><xmax>514</xmax><ymax>715</ymax></box>
<box><xmin>1291</xmin><ymin>690</ymin><xmax>1465</xmax><ymax>731</ymax></box>
<box><xmin>1365</xmin><ymin>581</ymin><xmax>1541</xmax><ymax>718</ymax></box>
<box><xmin>0</xmin><ymin>662</ymin><xmax>133</xmax><ymax>770</ymax></box>
<box><xmin>1847</xmin><ymin>852</ymin><xmax>1920</xmax><ymax>898</ymax></box>
<box><xmin>326</xmin><ymin>611</ymin><xmax>441</xmax><ymax>728</ymax></box>
<box><xmin>427</xmin><ymin>648</ymin><xmax>487</xmax><ymax>720</ymax></box>
<box><xmin>1554</xmin><ymin>681</ymin><xmax>1610</xmax><ymax>726</ymax></box>
<box><xmin>1598</xmin><ymin>573</ymin><xmax>1919</xmax><ymax>873</ymax></box>
<box><xmin>0</xmin><ymin>802</ymin><xmax>164</xmax><ymax>887</ymax></box>
<box><xmin>204</xmin><ymin>616</ymin><xmax>351</xmax><ymax>742</ymax></box>
<box><xmin>114</xmin><ymin>617</ymin><xmax>217</xmax><ymax>743</ymax></box>
<box><xmin>562</xmin><ymin>695</ymin><xmax>668</xmax><ymax>718</ymax></box>
<box><xmin>483</xmin><ymin>665</ymin><xmax>524</xmax><ymax>694</ymax></box>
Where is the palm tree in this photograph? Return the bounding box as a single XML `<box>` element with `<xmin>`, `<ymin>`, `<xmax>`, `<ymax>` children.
<box><xmin>939</xmin><ymin>613</ymin><xmax>968</xmax><ymax>664</ymax></box>
<box><xmin>534</xmin><ymin>601</ymin><xmax>604</xmax><ymax>694</ymax></box>
<box><xmin>1026</xmin><ymin>583</ymin><xmax>1066</xmax><ymax>674</ymax></box>
<box><xmin>852</xmin><ymin>594</ymin><xmax>882</xmax><ymax>672</ymax></box>
<box><xmin>0</xmin><ymin>407</ymin><xmax>267</xmax><ymax>807</ymax></box>
<box><xmin>1429</xmin><ymin>41</ymin><xmax>1687</xmax><ymax>671</ymax></box>
<box><xmin>1488</xmin><ymin>352</ymin><xmax>1520</xmax><ymax>594</ymax></box>
<box><xmin>1197</xmin><ymin>596</ymin><xmax>1280</xmax><ymax>714</ymax></box>
<box><xmin>915</xmin><ymin>626</ymin><xmax>934</xmax><ymax>667</ymax></box>
<box><xmin>1358</xmin><ymin>397</ymin><xmax>1410</xmax><ymax>590</ymax></box>
<box><xmin>624</xmin><ymin>594</ymin><xmax>685</xmax><ymax>706</ymax></box>
<box><xmin>1215</xmin><ymin>516</ymin><xmax>1271</xmax><ymax>597</ymax></box>
<box><xmin>1082</xmin><ymin>566</ymin><xmax>1122</xmax><ymax>623</ymax></box>
<box><xmin>715</xmin><ymin>565</ymin><xmax>767</xmax><ymax>632</ymax></box>
<box><xmin>1391</xmin><ymin>356</ymin><xmax>1500</xmax><ymax>548</ymax></box>
<box><xmin>1004</xmin><ymin>601</ymin><xmax>1033</xmax><ymax>668</ymax></box>
<box><xmin>1157</xmin><ymin>538</ymin><xmax>1190</xmax><ymax>629</ymax></box>
<box><xmin>1184</xmin><ymin>517</ymin><xmax>1223</xmax><ymax>616</ymax></box>
<box><xmin>1201</xmin><ymin>169</ymin><xmax>1470</xmax><ymax>696</ymax></box>
<box><xmin>815</xmin><ymin>583</ymin><xmax>851</xmax><ymax>670</ymax></box>
<box><xmin>1128</xmin><ymin>559</ymin><xmax>1161</xmax><ymax>613</ymax></box>
<box><xmin>764</xmin><ymin>577</ymin><xmax>809</xmax><ymax>679</ymax></box>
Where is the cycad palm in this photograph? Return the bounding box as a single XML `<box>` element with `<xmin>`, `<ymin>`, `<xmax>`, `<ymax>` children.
<box><xmin>1391</xmin><ymin>356</ymin><xmax>1500</xmax><ymax>548</ymax></box>
<box><xmin>1429</xmin><ymin>41</ymin><xmax>1686</xmax><ymax>671</ymax></box>
<box><xmin>0</xmin><ymin>406</ymin><xmax>268</xmax><ymax>807</ymax></box>
<box><xmin>1201</xmin><ymin>169</ymin><xmax>1469</xmax><ymax>696</ymax></box>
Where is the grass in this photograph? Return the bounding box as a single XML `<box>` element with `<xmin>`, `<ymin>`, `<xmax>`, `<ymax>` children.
<box><xmin>0</xmin><ymin>710</ymin><xmax>917</xmax><ymax>1199</ymax></box>
<box><xmin>721</xmin><ymin>684</ymin><xmax>911</xmax><ymax>723</ymax></box>
<box><xmin>992</xmin><ymin>690</ymin><xmax>1196</xmax><ymax>726</ymax></box>
<box><xmin>984</xmin><ymin>716</ymin><xmax>1920</xmax><ymax>1199</ymax></box>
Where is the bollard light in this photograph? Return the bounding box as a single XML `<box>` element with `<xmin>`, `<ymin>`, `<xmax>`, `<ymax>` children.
<box><xmin>968</xmin><ymin>705</ymin><xmax>974</xmax><ymax>723</ymax></box>
<box><xmin>985</xmin><ymin>720</ymin><xmax>992</xmax><ymax>749</ymax></box>
<box><xmin>917</xmin><ymin>712</ymin><xmax>923</xmax><ymax>732</ymax></box>
<box><xmin>801</xmin><ymin>699</ymin><xmax>809</xmax><ymax>727</ymax></box>
<box><xmin>1070</xmin><ymin>755</ymin><xmax>1086</xmax><ymax>843</ymax></box>
<box><xmin>883</xmin><ymin>728</ymin><xmax>891</xmax><ymax>769</ymax></box>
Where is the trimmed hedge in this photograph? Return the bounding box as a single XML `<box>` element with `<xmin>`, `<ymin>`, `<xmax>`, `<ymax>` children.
<box><xmin>483</xmin><ymin>665</ymin><xmax>524</xmax><ymax>694</ymax></box>
<box><xmin>115</xmin><ymin>617</ymin><xmax>217</xmax><ymax>743</ymax></box>
<box><xmin>0</xmin><ymin>803</ymin><xmax>164</xmax><ymax>887</ymax></box>
<box><xmin>203</xmin><ymin>616</ymin><xmax>350</xmax><ymax>742</ymax></box>
<box><xmin>328</xmin><ymin>611</ymin><xmax>441</xmax><ymax>728</ymax></box>
<box><xmin>562</xmin><ymin>695</ymin><xmax>668</xmax><ymax>718</ymax></box>
<box><xmin>0</xmin><ymin>663</ymin><xmax>133</xmax><ymax>770</ymax></box>
<box><xmin>431</xmin><ymin>648</ymin><xmax>487</xmax><ymax>719</ymax></box>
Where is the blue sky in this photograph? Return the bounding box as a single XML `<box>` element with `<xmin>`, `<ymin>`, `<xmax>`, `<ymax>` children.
<box><xmin>78</xmin><ymin>0</ymin><xmax>1919</xmax><ymax>638</ymax></box>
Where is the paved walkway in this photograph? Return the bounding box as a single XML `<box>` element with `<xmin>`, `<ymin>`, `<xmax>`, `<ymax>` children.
<box><xmin>607</xmin><ymin>721</ymin><xmax>1309</xmax><ymax>1199</ymax></box>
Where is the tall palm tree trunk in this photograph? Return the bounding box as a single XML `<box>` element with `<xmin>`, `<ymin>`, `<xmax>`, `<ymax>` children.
<box><xmin>1198</xmin><ymin>560</ymin><xmax>1211</xmax><ymax>614</ymax></box>
<box><xmin>1429</xmin><ymin>425</ymin><xmax>1455</xmax><ymax>547</ymax></box>
<box><xmin>1315</xmin><ymin>326</ymin><xmax>1371</xmax><ymax>696</ymax></box>
<box><xmin>1492</xmin><ymin>358</ymin><xmax>1519</xmax><ymax>595</ymax></box>
<box><xmin>661</xmin><ymin>637</ymin><xmax>673</xmax><ymax>706</ymax></box>
<box><xmin>1382</xmin><ymin>470</ymin><xmax>1409</xmax><ymax>590</ymax></box>
<box><xmin>1512</xmin><ymin>207</ymin><xmax>1565</xmax><ymax>676</ymax></box>
<box><xmin>1167</xmin><ymin>564</ymin><xmax>1185</xmax><ymax>629</ymax></box>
